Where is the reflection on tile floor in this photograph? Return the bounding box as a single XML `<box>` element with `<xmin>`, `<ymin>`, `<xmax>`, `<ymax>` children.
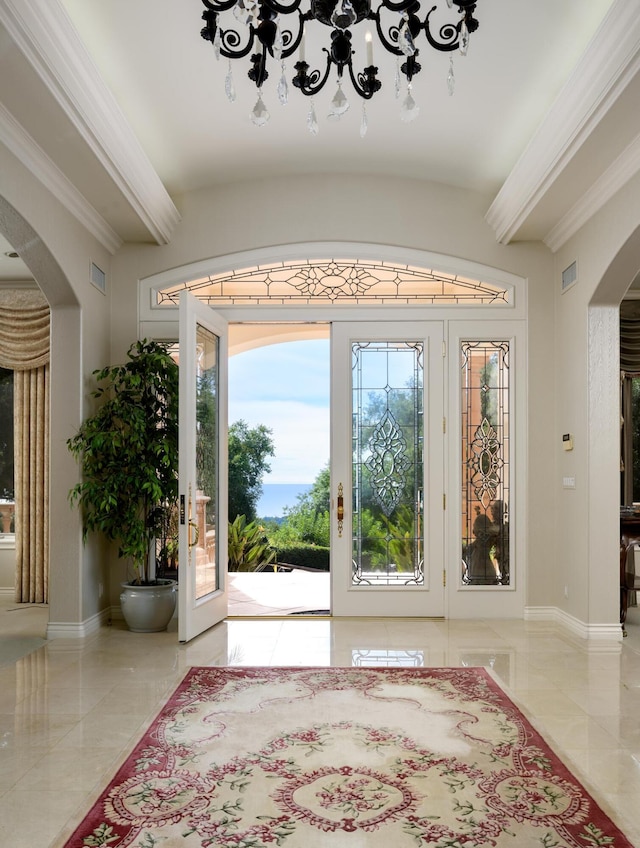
<box><xmin>1</xmin><ymin>597</ymin><xmax>640</xmax><ymax>847</ymax></box>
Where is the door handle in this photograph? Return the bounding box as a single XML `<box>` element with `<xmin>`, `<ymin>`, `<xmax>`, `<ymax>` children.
<box><xmin>188</xmin><ymin>521</ymin><xmax>199</xmax><ymax>548</ymax></box>
<box><xmin>337</xmin><ymin>482</ymin><xmax>344</xmax><ymax>538</ymax></box>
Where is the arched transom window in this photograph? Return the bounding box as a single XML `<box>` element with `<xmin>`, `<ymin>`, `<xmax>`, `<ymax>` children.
<box><xmin>154</xmin><ymin>259</ymin><xmax>510</xmax><ymax>308</ymax></box>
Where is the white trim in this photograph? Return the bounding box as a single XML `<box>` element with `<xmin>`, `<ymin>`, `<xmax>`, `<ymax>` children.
<box><xmin>545</xmin><ymin>134</ymin><xmax>640</xmax><ymax>252</ymax></box>
<box><xmin>524</xmin><ymin>605</ymin><xmax>623</xmax><ymax>642</ymax></box>
<box><xmin>0</xmin><ymin>0</ymin><xmax>180</xmax><ymax>245</ymax></box>
<box><xmin>46</xmin><ymin>606</ymin><xmax>110</xmax><ymax>639</ymax></box>
<box><xmin>486</xmin><ymin>2</ymin><xmax>640</xmax><ymax>244</ymax></box>
<box><xmin>0</xmin><ymin>104</ymin><xmax>122</xmax><ymax>254</ymax></box>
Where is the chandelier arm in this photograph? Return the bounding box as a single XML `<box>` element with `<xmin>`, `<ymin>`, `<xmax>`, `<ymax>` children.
<box><xmin>278</xmin><ymin>11</ymin><xmax>306</xmax><ymax>60</ymax></box>
<box><xmin>378</xmin><ymin>0</ymin><xmax>424</xmax><ymax>14</ymax></box>
<box><xmin>422</xmin><ymin>6</ymin><xmax>462</xmax><ymax>51</ymax></box>
<box><xmin>292</xmin><ymin>53</ymin><xmax>332</xmax><ymax>96</ymax></box>
<box><xmin>372</xmin><ymin>11</ymin><xmax>404</xmax><ymax>58</ymax></box>
<box><xmin>261</xmin><ymin>0</ymin><xmax>304</xmax><ymax>15</ymax></box>
<box><xmin>202</xmin><ymin>0</ymin><xmax>238</xmax><ymax>12</ymax></box>
<box><xmin>216</xmin><ymin>27</ymin><xmax>257</xmax><ymax>60</ymax></box>
<box><xmin>348</xmin><ymin>62</ymin><xmax>381</xmax><ymax>99</ymax></box>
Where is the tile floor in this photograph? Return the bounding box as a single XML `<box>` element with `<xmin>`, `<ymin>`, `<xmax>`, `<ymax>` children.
<box><xmin>1</xmin><ymin>597</ymin><xmax>640</xmax><ymax>847</ymax></box>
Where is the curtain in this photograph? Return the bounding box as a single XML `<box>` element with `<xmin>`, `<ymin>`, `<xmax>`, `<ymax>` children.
<box><xmin>0</xmin><ymin>290</ymin><xmax>50</xmax><ymax>603</ymax></box>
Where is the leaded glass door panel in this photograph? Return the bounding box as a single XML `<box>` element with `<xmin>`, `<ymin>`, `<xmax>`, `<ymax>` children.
<box><xmin>331</xmin><ymin>322</ymin><xmax>444</xmax><ymax>617</ymax></box>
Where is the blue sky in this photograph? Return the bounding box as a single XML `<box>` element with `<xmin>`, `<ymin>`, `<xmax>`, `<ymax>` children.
<box><xmin>228</xmin><ymin>339</ymin><xmax>330</xmax><ymax>484</ymax></box>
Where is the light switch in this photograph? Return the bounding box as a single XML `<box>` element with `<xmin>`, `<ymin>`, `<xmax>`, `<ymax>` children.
<box><xmin>563</xmin><ymin>477</ymin><xmax>575</xmax><ymax>488</ymax></box>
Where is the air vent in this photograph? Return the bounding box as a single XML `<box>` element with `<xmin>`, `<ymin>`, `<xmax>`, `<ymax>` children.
<box><xmin>90</xmin><ymin>262</ymin><xmax>106</xmax><ymax>294</ymax></box>
<box><xmin>561</xmin><ymin>261</ymin><xmax>577</xmax><ymax>293</ymax></box>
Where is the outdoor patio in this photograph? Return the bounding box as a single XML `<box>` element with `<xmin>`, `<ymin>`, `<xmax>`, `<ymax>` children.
<box><xmin>228</xmin><ymin>570</ymin><xmax>330</xmax><ymax>616</ymax></box>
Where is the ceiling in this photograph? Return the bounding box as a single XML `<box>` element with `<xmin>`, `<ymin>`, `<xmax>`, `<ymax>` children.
<box><xmin>3</xmin><ymin>0</ymin><xmax>640</xmax><ymax>282</ymax></box>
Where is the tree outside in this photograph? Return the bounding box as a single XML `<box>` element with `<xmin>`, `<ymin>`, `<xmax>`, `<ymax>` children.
<box><xmin>228</xmin><ymin>419</ymin><xmax>275</xmax><ymax>522</ymax></box>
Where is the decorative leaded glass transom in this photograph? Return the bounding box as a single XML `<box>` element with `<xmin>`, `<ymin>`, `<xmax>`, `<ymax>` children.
<box><xmin>460</xmin><ymin>341</ymin><xmax>510</xmax><ymax>587</ymax></box>
<box><xmin>155</xmin><ymin>259</ymin><xmax>509</xmax><ymax>307</ymax></box>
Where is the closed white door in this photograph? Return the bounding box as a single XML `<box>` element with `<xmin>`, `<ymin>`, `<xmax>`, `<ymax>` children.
<box><xmin>330</xmin><ymin>322</ymin><xmax>445</xmax><ymax>617</ymax></box>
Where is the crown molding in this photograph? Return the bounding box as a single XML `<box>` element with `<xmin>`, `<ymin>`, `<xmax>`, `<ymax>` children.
<box><xmin>486</xmin><ymin>1</ymin><xmax>640</xmax><ymax>245</ymax></box>
<box><xmin>0</xmin><ymin>0</ymin><xmax>180</xmax><ymax>245</ymax></box>
<box><xmin>544</xmin><ymin>133</ymin><xmax>640</xmax><ymax>253</ymax></box>
<box><xmin>0</xmin><ymin>104</ymin><xmax>122</xmax><ymax>254</ymax></box>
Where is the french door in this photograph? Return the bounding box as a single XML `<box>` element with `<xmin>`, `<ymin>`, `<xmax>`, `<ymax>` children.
<box><xmin>330</xmin><ymin>322</ymin><xmax>445</xmax><ymax>617</ymax></box>
<box><xmin>178</xmin><ymin>292</ymin><xmax>229</xmax><ymax>642</ymax></box>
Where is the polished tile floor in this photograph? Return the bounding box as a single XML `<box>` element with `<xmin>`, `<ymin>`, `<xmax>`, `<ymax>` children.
<box><xmin>1</xmin><ymin>598</ymin><xmax>640</xmax><ymax>848</ymax></box>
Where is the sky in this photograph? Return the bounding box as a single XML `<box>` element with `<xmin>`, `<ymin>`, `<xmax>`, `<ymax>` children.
<box><xmin>228</xmin><ymin>339</ymin><xmax>330</xmax><ymax>485</ymax></box>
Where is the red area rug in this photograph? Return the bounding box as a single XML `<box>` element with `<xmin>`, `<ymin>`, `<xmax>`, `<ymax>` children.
<box><xmin>60</xmin><ymin>666</ymin><xmax>633</xmax><ymax>847</ymax></box>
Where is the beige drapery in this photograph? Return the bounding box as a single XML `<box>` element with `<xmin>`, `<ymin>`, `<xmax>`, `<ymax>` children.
<box><xmin>0</xmin><ymin>290</ymin><xmax>50</xmax><ymax>603</ymax></box>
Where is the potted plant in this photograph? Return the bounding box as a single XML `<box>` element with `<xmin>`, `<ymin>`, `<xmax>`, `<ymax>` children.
<box><xmin>67</xmin><ymin>339</ymin><xmax>179</xmax><ymax>632</ymax></box>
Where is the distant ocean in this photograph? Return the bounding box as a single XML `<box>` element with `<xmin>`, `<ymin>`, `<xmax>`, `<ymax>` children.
<box><xmin>257</xmin><ymin>483</ymin><xmax>312</xmax><ymax>518</ymax></box>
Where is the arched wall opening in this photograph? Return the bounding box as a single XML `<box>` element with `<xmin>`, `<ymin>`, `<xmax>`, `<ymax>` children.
<box><xmin>588</xmin><ymin>222</ymin><xmax>640</xmax><ymax>628</ymax></box>
<box><xmin>0</xmin><ymin>194</ymin><xmax>83</xmax><ymax>631</ymax></box>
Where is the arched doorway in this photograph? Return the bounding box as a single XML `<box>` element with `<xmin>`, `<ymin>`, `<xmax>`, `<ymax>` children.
<box><xmin>0</xmin><ymin>194</ymin><xmax>82</xmax><ymax>635</ymax></box>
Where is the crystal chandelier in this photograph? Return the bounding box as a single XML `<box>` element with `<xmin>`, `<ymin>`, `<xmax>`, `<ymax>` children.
<box><xmin>200</xmin><ymin>0</ymin><xmax>479</xmax><ymax>133</ymax></box>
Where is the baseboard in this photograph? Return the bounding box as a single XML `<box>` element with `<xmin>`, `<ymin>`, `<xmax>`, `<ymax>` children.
<box><xmin>524</xmin><ymin>605</ymin><xmax>623</xmax><ymax>642</ymax></box>
<box><xmin>110</xmin><ymin>603</ymin><xmax>124</xmax><ymax>621</ymax></box>
<box><xmin>46</xmin><ymin>606</ymin><xmax>111</xmax><ymax>639</ymax></box>
<box><xmin>0</xmin><ymin>587</ymin><xmax>14</xmax><ymax>596</ymax></box>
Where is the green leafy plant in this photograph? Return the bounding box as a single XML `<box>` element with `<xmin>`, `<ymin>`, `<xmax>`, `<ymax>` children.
<box><xmin>67</xmin><ymin>340</ymin><xmax>179</xmax><ymax>584</ymax></box>
<box><xmin>228</xmin><ymin>514</ymin><xmax>275</xmax><ymax>571</ymax></box>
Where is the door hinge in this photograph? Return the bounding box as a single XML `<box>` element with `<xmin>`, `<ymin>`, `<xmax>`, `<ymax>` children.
<box><xmin>443</xmin><ymin>568</ymin><xmax>446</xmax><ymax>587</ymax></box>
<box><xmin>442</xmin><ymin>340</ymin><xmax>446</xmax><ymax>357</ymax></box>
<box><xmin>443</xmin><ymin>417</ymin><xmax>446</xmax><ymax>434</ymax></box>
<box><xmin>443</xmin><ymin>493</ymin><xmax>446</xmax><ymax>510</ymax></box>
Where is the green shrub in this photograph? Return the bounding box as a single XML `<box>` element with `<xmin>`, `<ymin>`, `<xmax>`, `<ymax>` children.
<box><xmin>228</xmin><ymin>514</ymin><xmax>276</xmax><ymax>572</ymax></box>
<box><xmin>274</xmin><ymin>543</ymin><xmax>330</xmax><ymax>572</ymax></box>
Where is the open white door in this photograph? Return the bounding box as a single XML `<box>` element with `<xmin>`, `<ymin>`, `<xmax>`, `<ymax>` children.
<box><xmin>331</xmin><ymin>321</ymin><xmax>445</xmax><ymax>617</ymax></box>
<box><xmin>178</xmin><ymin>292</ymin><xmax>229</xmax><ymax>642</ymax></box>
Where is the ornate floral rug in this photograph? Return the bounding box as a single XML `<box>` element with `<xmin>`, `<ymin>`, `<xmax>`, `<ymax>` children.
<box><xmin>61</xmin><ymin>666</ymin><xmax>633</xmax><ymax>847</ymax></box>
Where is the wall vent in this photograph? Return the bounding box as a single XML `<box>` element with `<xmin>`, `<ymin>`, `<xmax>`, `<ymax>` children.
<box><xmin>561</xmin><ymin>261</ymin><xmax>577</xmax><ymax>293</ymax></box>
<box><xmin>90</xmin><ymin>262</ymin><xmax>106</xmax><ymax>294</ymax></box>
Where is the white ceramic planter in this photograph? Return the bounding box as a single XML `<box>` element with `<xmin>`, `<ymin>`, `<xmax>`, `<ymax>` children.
<box><xmin>120</xmin><ymin>579</ymin><xmax>177</xmax><ymax>632</ymax></box>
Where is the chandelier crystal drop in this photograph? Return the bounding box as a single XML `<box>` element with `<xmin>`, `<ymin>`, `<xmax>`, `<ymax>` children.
<box><xmin>278</xmin><ymin>62</ymin><xmax>289</xmax><ymax>104</ymax></box>
<box><xmin>200</xmin><ymin>0</ymin><xmax>479</xmax><ymax>129</ymax></box>
<box><xmin>360</xmin><ymin>102</ymin><xmax>368</xmax><ymax>137</ymax></box>
<box><xmin>328</xmin><ymin>81</ymin><xmax>350</xmax><ymax>119</ymax></box>
<box><xmin>250</xmin><ymin>90</ymin><xmax>270</xmax><ymax>125</ymax></box>
<box><xmin>307</xmin><ymin>100</ymin><xmax>319</xmax><ymax>134</ymax></box>
<box><xmin>225</xmin><ymin>61</ymin><xmax>236</xmax><ymax>101</ymax></box>
<box><xmin>400</xmin><ymin>83</ymin><xmax>419</xmax><ymax>122</ymax></box>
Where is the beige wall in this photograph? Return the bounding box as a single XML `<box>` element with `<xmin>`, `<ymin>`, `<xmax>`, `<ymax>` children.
<box><xmin>0</xmin><ymin>141</ymin><xmax>113</xmax><ymax>631</ymax></box>
<box><xmin>553</xmin><ymin>169</ymin><xmax>640</xmax><ymax>628</ymax></box>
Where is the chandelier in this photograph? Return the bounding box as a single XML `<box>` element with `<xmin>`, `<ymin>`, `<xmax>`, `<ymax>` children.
<box><xmin>200</xmin><ymin>0</ymin><xmax>479</xmax><ymax>133</ymax></box>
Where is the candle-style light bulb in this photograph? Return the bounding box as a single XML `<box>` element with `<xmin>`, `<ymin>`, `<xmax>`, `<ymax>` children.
<box><xmin>365</xmin><ymin>31</ymin><xmax>373</xmax><ymax>66</ymax></box>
